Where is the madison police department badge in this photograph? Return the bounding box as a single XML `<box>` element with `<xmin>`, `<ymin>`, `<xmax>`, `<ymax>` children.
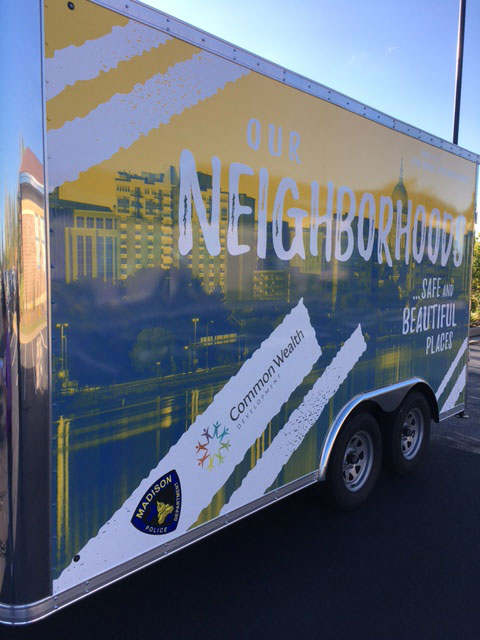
<box><xmin>131</xmin><ymin>470</ymin><xmax>181</xmax><ymax>535</ymax></box>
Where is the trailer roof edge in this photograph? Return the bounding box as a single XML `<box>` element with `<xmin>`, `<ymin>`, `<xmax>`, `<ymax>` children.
<box><xmin>90</xmin><ymin>0</ymin><xmax>480</xmax><ymax>165</ymax></box>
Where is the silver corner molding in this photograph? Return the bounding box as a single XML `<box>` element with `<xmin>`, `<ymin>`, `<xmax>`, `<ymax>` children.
<box><xmin>0</xmin><ymin>0</ymin><xmax>51</xmax><ymax>611</ymax></box>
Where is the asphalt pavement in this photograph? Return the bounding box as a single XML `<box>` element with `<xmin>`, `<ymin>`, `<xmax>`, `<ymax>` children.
<box><xmin>5</xmin><ymin>340</ymin><xmax>480</xmax><ymax>640</ymax></box>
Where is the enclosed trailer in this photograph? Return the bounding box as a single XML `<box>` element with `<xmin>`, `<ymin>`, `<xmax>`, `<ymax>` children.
<box><xmin>0</xmin><ymin>0</ymin><xmax>478</xmax><ymax>624</ymax></box>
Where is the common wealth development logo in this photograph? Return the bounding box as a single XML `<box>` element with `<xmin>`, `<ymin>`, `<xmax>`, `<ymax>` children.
<box><xmin>195</xmin><ymin>421</ymin><xmax>230</xmax><ymax>471</ymax></box>
<box><xmin>131</xmin><ymin>470</ymin><xmax>182</xmax><ymax>535</ymax></box>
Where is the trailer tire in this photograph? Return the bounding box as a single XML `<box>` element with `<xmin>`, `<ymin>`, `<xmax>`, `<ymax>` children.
<box><xmin>326</xmin><ymin>412</ymin><xmax>382</xmax><ymax>510</ymax></box>
<box><xmin>384</xmin><ymin>392</ymin><xmax>430</xmax><ymax>476</ymax></box>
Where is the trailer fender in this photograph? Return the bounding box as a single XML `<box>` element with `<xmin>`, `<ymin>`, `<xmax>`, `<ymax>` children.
<box><xmin>318</xmin><ymin>378</ymin><xmax>438</xmax><ymax>481</ymax></box>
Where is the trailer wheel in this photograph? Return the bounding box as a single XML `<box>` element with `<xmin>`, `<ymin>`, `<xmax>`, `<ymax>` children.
<box><xmin>384</xmin><ymin>392</ymin><xmax>430</xmax><ymax>476</ymax></box>
<box><xmin>326</xmin><ymin>412</ymin><xmax>382</xmax><ymax>510</ymax></box>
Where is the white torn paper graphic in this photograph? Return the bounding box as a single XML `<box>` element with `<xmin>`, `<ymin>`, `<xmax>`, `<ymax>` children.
<box><xmin>435</xmin><ymin>338</ymin><xmax>468</xmax><ymax>400</ymax></box>
<box><xmin>47</xmin><ymin>52</ymin><xmax>250</xmax><ymax>188</ymax></box>
<box><xmin>54</xmin><ymin>298</ymin><xmax>321</xmax><ymax>592</ymax></box>
<box><xmin>46</xmin><ymin>21</ymin><xmax>172</xmax><ymax>101</ymax></box>
<box><xmin>220</xmin><ymin>324</ymin><xmax>366</xmax><ymax>514</ymax></box>
<box><xmin>440</xmin><ymin>365</ymin><xmax>466</xmax><ymax>414</ymax></box>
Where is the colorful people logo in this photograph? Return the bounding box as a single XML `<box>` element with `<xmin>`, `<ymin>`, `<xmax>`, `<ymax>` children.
<box><xmin>195</xmin><ymin>421</ymin><xmax>231</xmax><ymax>471</ymax></box>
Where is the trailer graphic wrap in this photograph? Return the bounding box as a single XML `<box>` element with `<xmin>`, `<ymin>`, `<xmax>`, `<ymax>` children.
<box><xmin>221</xmin><ymin>324</ymin><xmax>367</xmax><ymax>515</ymax></box>
<box><xmin>54</xmin><ymin>298</ymin><xmax>321</xmax><ymax>590</ymax></box>
<box><xmin>45</xmin><ymin>1</ymin><xmax>476</xmax><ymax>588</ymax></box>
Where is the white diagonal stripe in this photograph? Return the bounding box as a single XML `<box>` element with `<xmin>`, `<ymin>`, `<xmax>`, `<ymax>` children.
<box><xmin>440</xmin><ymin>365</ymin><xmax>466</xmax><ymax>414</ymax></box>
<box><xmin>435</xmin><ymin>338</ymin><xmax>468</xmax><ymax>399</ymax></box>
<box><xmin>47</xmin><ymin>52</ymin><xmax>249</xmax><ymax>189</ymax></box>
<box><xmin>53</xmin><ymin>298</ymin><xmax>320</xmax><ymax>592</ymax></box>
<box><xmin>220</xmin><ymin>324</ymin><xmax>367</xmax><ymax>514</ymax></box>
<box><xmin>46</xmin><ymin>20</ymin><xmax>172</xmax><ymax>101</ymax></box>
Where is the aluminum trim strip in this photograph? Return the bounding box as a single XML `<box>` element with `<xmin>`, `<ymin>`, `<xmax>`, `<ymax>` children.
<box><xmin>0</xmin><ymin>0</ymin><xmax>51</xmax><ymax>607</ymax></box>
<box><xmin>439</xmin><ymin>404</ymin><xmax>466</xmax><ymax>421</ymax></box>
<box><xmin>463</xmin><ymin>165</ymin><xmax>479</xmax><ymax>412</ymax></box>
<box><xmin>0</xmin><ymin>389</ymin><xmax>466</xmax><ymax>623</ymax></box>
<box><xmin>88</xmin><ymin>0</ymin><xmax>480</xmax><ymax>164</ymax></box>
<box><xmin>0</xmin><ymin>471</ymin><xmax>317</xmax><ymax>625</ymax></box>
<box><xmin>41</xmin><ymin>0</ymin><xmax>54</xmax><ymax>601</ymax></box>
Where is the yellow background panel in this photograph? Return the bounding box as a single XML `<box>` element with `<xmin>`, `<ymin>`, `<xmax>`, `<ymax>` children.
<box><xmin>45</xmin><ymin>0</ymin><xmax>128</xmax><ymax>58</ymax></box>
<box><xmin>47</xmin><ymin>8</ymin><xmax>475</xmax><ymax>230</ymax></box>
<box><xmin>56</xmin><ymin>64</ymin><xmax>475</xmax><ymax>230</ymax></box>
<box><xmin>47</xmin><ymin>39</ymin><xmax>199</xmax><ymax>130</ymax></box>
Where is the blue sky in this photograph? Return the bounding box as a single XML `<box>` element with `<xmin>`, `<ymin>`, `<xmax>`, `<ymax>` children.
<box><xmin>146</xmin><ymin>0</ymin><xmax>479</xmax><ymax>156</ymax></box>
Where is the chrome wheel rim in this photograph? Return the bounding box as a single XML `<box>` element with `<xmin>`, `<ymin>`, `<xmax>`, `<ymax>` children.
<box><xmin>401</xmin><ymin>407</ymin><xmax>424</xmax><ymax>460</ymax></box>
<box><xmin>342</xmin><ymin>430</ymin><xmax>374</xmax><ymax>492</ymax></box>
